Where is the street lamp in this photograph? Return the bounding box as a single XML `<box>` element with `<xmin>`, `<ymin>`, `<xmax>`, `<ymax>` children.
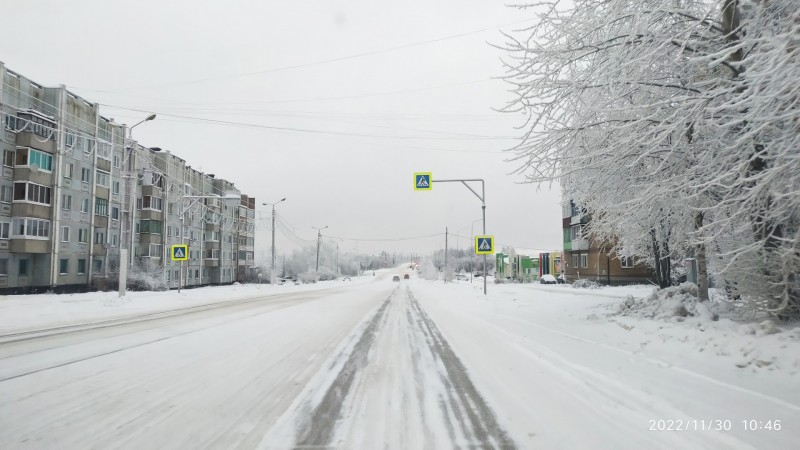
<box><xmin>312</xmin><ymin>225</ymin><xmax>328</xmax><ymax>272</ymax></box>
<box><xmin>262</xmin><ymin>198</ymin><xmax>286</xmax><ymax>284</ymax></box>
<box><xmin>119</xmin><ymin>113</ymin><xmax>156</xmax><ymax>298</ymax></box>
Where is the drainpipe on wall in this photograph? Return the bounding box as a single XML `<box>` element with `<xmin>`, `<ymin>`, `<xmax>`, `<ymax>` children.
<box><xmin>50</xmin><ymin>86</ymin><xmax>67</xmax><ymax>287</ymax></box>
<box><xmin>87</xmin><ymin>102</ymin><xmax>100</xmax><ymax>288</ymax></box>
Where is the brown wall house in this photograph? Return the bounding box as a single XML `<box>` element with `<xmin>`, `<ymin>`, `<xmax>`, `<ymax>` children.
<box><xmin>562</xmin><ymin>202</ymin><xmax>654</xmax><ymax>285</ymax></box>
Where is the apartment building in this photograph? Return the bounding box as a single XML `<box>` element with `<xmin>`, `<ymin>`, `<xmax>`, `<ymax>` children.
<box><xmin>561</xmin><ymin>200</ymin><xmax>654</xmax><ymax>285</ymax></box>
<box><xmin>0</xmin><ymin>62</ymin><xmax>255</xmax><ymax>293</ymax></box>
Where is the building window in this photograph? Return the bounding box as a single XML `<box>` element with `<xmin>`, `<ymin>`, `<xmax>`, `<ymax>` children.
<box><xmin>78</xmin><ymin>228</ymin><xmax>88</xmax><ymax>243</ymax></box>
<box><xmin>0</xmin><ymin>222</ymin><xmax>9</xmax><ymax>239</ymax></box>
<box><xmin>572</xmin><ymin>254</ymin><xmax>579</xmax><ymax>269</ymax></box>
<box><xmin>620</xmin><ymin>256</ymin><xmax>634</xmax><ymax>269</ymax></box>
<box><xmin>61</xmin><ymin>226</ymin><xmax>70</xmax><ymax>242</ymax></box>
<box><xmin>112</xmin><ymin>181</ymin><xmax>120</xmax><ymax>195</ymax></box>
<box><xmin>81</xmin><ymin>198</ymin><xmax>89</xmax><ymax>213</ymax></box>
<box><xmin>111</xmin><ymin>206</ymin><xmax>119</xmax><ymax>221</ymax></box>
<box><xmin>93</xmin><ymin>259</ymin><xmax>102</xmax><ymax>273</ymax></box>
<box><xmin>15</xmin><ymin>148</ymin><xmax>53</xmax><ymax>171</ymax></box>
<box><xmin>62</xmin><ymin>194</ymin><xmax>72</xmax><ymax>210</ymax></box>
<box><xmin>0</xmin><ymin>258</ymin><xmax>8</xmax><ymax>276</ymax></box>
<box><xmin>95</xmin><ymin>198</ymin><xmax>109</xmax><ymax>216</ymax></box>
<box><xmin>0</xmin><ymin>186</ymin><xmax>12</xmax><ymax>203</ymax></box>
<box><xmin>77</xmin><ymin>259</ymin><xmax>86</xmax><ymax>274</ymax></box>
<box><xmin>580</xmin><ymin>253</ymin><xmax>588</xmax><ymax>268</ymax></box>
<box><xmin>59</xmin><ymin>258</ymin><xmax>69</xmax><ymax>275</ymax></box>
<box><xmin>147</xmin><ymin>243</ymin><xmax>163</xmax><ymax>257</ymax></box>
<box><xmin>95</xmin><ymin>228</ymin><xmax>106</xmax><ymax>245</ymax></box>
<box><xmin>3</xmin><ymin>150</ymin><xmax>14</xmax><ymax>167</ymax></box>
<box><xmin>110</xmin><ymin>234</ymin><xmax>118</xmax><ymax>247</ymax></box>
<box><xmin>64</xmin><ymin>162</ymin><xmax>74</xmax><ymax>179</ymax></box>
<box><xmin>142</xmin><ymin>196</ymin><xmax>163</xmax><ymax>211</ymax></box>
<box><xmin>11</xmin><ymin>218</ymin><xmax>51</xmax><ymax>239</ymax></box>
<box><xmin>81</xmin><ymin>167</ymin><xmax>91</xmax><ymax>183</ymax></box>
<box><xmin>13</xmin><ymin>182</ymin><xmax>52</xmax><ymax>205</ymax></box>
<box><xmin>4</xmin><ymin>115</ymin><xmax>20</xmax><ymax>132</ymax></box>
<box><xmin>571</xmin><ymin>224</ymin><xmax>583</xmax><ymax>240</ymax></box>
<box><xmin>113</xmin><ymin>154</ymin><xmax>121</xmax><ymax>168</ymax></box>
<box><xmin>19</xmin><ymin>259</ymin><xmax>29</xmax><ymax>276</ymax></box>
<box><xmin>140</xmin><ymin>220</ymin><xmax>162</xmax><ymax>235</ymax></box>
<box><xmin>95</xmin><ymin>170</ymin><xmax>110</xmax><ymax>188</ymax></box>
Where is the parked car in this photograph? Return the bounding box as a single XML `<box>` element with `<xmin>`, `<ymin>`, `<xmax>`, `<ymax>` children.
<box><xmin>540</xmin><ymin>274</ymin><xmax>558</xmax><ymax>284</ymax></box>
<box><xmin>393</xmin><ymin>275</ymin><xmax>401</xmax><ymax>282</ymax></box>
<box><xmin>403</xmin><ymin>274</ymin><xmax>410</xmax><ymax>279</ymax></box>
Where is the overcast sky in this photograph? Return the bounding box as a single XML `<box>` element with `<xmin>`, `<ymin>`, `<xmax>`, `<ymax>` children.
<box><xmin>1</xmin><ymin>0</ymin><xmax>563</xmax><ymax>259</ymax></box>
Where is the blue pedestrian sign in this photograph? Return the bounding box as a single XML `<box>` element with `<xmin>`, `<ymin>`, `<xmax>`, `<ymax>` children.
<box><xmin>475</xmin><ymin>235</ymin><xmax>494</xmax><ymax>255</ymax></box>
<box><xmin>171</xmin><ymin>244</ymin><xmax>189</xmax><ymax>261</ymax></box>
<box><xmin>414</xmin><ymin>172</ymin><xmax>432</xmax><ymax>191</ymax></box>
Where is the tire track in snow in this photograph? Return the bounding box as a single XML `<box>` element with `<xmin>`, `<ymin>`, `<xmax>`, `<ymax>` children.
<box><xmin>280</xmin><ymin>284</ymin><xmax>516</xmax><ymax>449</ymax></box>
<box><xmin>293</xmin><ymin>289</ymin><xmax>394</xmax><ymax>447</ymax></box>
<box><xmin>406</xmin><ymin>287</ymin><xmax>517</xmax><ymax>450</ymax></box>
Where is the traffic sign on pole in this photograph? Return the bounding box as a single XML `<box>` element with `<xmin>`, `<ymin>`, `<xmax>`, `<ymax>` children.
<box><xmin>475</xmin><ymin>235</ymin><xmax>494</xmax><ymax>255</ymax></box>
<box><xmin>171</xmin><ymin>244</ymin><xmax>189</xmax><ymax>261</ymax></box>
<box><xmin>414</xmin><ymin>172</ymin><xmax>432</xmax><ymax>191</ymax></box>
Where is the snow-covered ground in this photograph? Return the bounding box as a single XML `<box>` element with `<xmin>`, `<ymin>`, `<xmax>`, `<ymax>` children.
<box><xmin>1</xmin><ymin>272</ymin><xmax>797</xmax><ymax>449</ymax></box>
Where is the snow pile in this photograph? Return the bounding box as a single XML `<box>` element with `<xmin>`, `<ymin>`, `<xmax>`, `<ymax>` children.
<box><xmin>616</xmin><ymin>282</ymin><xmax>719</xmax><ymax>321</ymax></box>
<box><xmin>571</xmin><ymin>279</ymin><xmax>600</xmax><ymax>289</ymax></box>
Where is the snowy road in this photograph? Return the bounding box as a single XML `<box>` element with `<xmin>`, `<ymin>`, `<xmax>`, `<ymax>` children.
<box><xmin>0</xmin><ymin>276</ymin><xmax>515</xmax><ymax>449</ymax></box>
<box><xmin>1</xmin><ymin>275</ymin><xmax>798</xmax><ymax>449</ymax></box>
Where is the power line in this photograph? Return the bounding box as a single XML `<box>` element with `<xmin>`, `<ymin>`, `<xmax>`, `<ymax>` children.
<box><xmin>71</xmin><ymin>17</ymin><xmax>538</xmax><ymax>93</ymax></box>
<box><xmin>98</xmin><ymin>103</ymin><xmax>513</xmax><ymax>141</ymax></box>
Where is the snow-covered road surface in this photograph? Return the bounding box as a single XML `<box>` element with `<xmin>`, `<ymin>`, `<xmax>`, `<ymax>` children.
<box><xmin>1</xmin><ymin>274</ymin><xmax>798</xmax><ymax>449</ymax></box>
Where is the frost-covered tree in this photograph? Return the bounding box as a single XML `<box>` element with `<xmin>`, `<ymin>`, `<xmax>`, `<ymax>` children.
<box><xmin>500</xmin><ymin>0</ymin><xmax>800</xmax><ymax>318</ymax></box>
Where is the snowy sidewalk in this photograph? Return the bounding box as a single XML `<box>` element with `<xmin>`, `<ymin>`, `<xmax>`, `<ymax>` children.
<box><xmin>415</xmin><ymin>279</ymin><xmax>800</xmax><ymax>449</ymax></box>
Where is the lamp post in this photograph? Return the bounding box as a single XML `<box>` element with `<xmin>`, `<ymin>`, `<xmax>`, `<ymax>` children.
<box><xmin>313</xmin><ymin>226</ymin><xmax>328</xmax><ymax>272</ymax></box>
<box><xmin>262</xmin><ymin>198</ymin><xmax>286</xmax><ymax>284</ymax></box>
<box><xmin>119</xmin><ymin>113</ymin><xmax>156</xmax><ymax>298</ymax></box>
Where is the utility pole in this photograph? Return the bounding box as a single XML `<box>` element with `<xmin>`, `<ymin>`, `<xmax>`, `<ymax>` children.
<box><xmin>263</xmin><ymin>198</ymin><xmax>286</xmax><ymax>284</ymax></box>
<box><xmin>444</xmin><ymin>226</ymin><xmax>449</xmax><ymax>283</ymax></box>
<box><xmin>313</xmin><ymin>225</ymin><xmax>327</xmax><ymax>272</ymax></box>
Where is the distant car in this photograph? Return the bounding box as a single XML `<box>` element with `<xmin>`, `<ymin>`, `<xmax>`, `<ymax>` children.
<box><xmin>393</xmin><ymin>275</ymin><xmax>401</xmax><ymax>282</ymax></box>
<box><xmin>403</xmin><ymin>274</ymin><xmax>410</xmax><ymax>279</ymax></box>
<box><xmin>540</xmin><ymin>274</ymin><xmax>558</xmax><ymax>284</ymax></box>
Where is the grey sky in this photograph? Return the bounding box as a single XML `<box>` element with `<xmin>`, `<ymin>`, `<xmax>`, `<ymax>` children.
<box><xmin>1</xmin><ymin>0</ymin><xmax>562</xmax><ymax>258</ymax></box>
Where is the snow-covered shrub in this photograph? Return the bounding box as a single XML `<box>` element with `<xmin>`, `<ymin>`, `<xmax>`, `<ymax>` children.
<box><xmin>419</xmin><ymin>259</ymin><xmax>439</xmax><ymax>281</ymax></box>
<box><xmin>572</xmin><ymin>279</ymin><xmax>600</xmax><ymax>289</ymax></box>
<box><xmin>127</xmin><ymin>265</ymin><xmax>167</xmax><ymax>291</ymax></box>
<box><xmin>298</xmin><ymin>272</ymin><xmax>319</xmax><ymax>284</ymax></box>
<box><xmin>617</xmin><ymin>283</ymin><xmax>718</xmax><ymax>321</ymax></box>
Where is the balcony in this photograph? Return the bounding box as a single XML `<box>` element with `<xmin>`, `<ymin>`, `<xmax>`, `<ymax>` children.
<box><xmin>15</xmin><ymin>131</ymin><xmax>56</xmax><ymax>153</ymax></box>
<box><xmin>571</xmin><ymin>238</ymin><xmax>589</xmax><ymax>251</ymax></box>
<box><xmin>204</xmin><ymin>258</ymin><xmax>220</xmax><ymax>267</ymax></box>
<box><xmin>13</xmin><ymin>166</ymin><xmax>54</xmax><ymax>186</ymax></box>
<box><xmin>10</xmin><ymin>238</ymin><xmax>50</xmax><ymax>253</ymax></box>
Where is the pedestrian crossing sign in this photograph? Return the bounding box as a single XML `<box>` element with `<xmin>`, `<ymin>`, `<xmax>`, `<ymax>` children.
<box><xmin>475</xmin><ymin>235</ymin><xmax>494</xmax><ymax>255</ymax></box>
<box><xmin>414</xmin><ymin>172</ymin><xmax>432</xmax><ymax>191</ymax></box>
<box><xmin>171</xmin><ymin>244</ymin><xmax>189</xmax><ymax>261</ymax></box>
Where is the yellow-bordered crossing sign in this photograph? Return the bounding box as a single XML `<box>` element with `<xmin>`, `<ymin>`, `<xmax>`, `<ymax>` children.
<box><xmin>475</xmin><ymin>235</ymin><xmax>494</xmax><ymax>255</ymax></box>
<box><xmin>171</xmin><ymin>244</ymin><xmax>189</xmax><ymax>261</ymax></box>
<box><xmin>414</xmin><ymin>172</ymin><xmax>432</xmax><ymax>191</ymax></box>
